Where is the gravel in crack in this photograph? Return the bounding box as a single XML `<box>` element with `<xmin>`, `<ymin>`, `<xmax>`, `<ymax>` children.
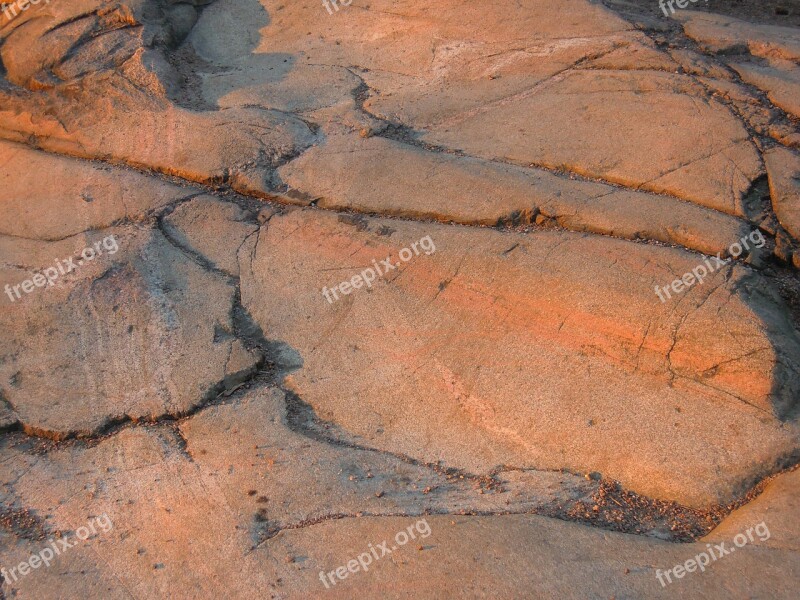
<box><xmin>0</xmin><ymin>507</ymin><xmax>50</xmax><ymax>542</ymax></box>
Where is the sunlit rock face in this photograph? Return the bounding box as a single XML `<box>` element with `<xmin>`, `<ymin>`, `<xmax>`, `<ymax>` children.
<box><xmin>1</xmin><ymin>0</ymin><xmax>799</xmax><ymax>598</ymax></box>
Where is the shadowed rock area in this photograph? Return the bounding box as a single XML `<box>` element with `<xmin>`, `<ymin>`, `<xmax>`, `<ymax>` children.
<box><xmin>0</xmin><ymin>0</ymin><xmax>799</xmax><ymax>598</ymax></box>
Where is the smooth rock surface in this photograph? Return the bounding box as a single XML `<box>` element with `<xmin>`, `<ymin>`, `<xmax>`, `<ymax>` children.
<box><xmin>240</xmin><ymin>209</ymin><xmax>800</xmax><ymax>508</ymax></box>
<box><xmin>398</xmin><ymin>69</ymin><xmax>762</xmax><ymax>216</ymax></box>
<box><xmin>765</xmin><ymin>146</ymin><xmax>800</xmax><ymax>240</ymax></box>
<box><xmin>1</xmin><ymin>0</ymin><xmax>799</xmax><ymax>597</ymax></box>
<box><xmin>704</xmin><ymin>466</ymin><xmax>800</xmax><ymax>552</ymax></box>
<box><xmin>162</xmin><ymin>195</ymin><xmax>259</xmax><ymax>277</ymax></box>
<box><xmin>676</xmin><ymin>10</ymin><xmax>800</xmax><ymax>61</ymax></box>
<box><xmin>731</xmin><ymin>59</ymin><xmax>800</xmax><ymax>119</ymax></box>
<box><xmin>0</xmin><ymin>226</ymin><xmax>261</xmax><ymax>438</ymax></box>
<box><xmin>279</xmin><ymin>134</ymin><xmax>756</xmax><ymax>256</ymax></box>
<box><xmin>0</xmin><ymin>140</ymin><xmax>196</xmax><ymax>240</ymax></box>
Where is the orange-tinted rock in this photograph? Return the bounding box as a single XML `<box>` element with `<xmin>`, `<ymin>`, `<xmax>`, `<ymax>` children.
<box><xmin>765</xmin><ymin>146</ymin><xmax>800</xmax><ymax>241</ymax></box>
<box><xmin>0</xmin><ymin>0</ymin><xmax>799</xmax><ymax>596</ymax></box>
<box><xmin>0</xmin><ymin>227</ymin><xmax>260</xmax><ymax>437</ymax></box>
<box><xmin>240</xmin><ymin>209</ymin><xmax>800</xmax><ymax>507</ymax></box>
<box><xmin>388</xmin><ymin>70</ymin><xmax>762</xmax><ymax>216</ymax></box>
<box><xmin>0</xmin><ymin>140</ymin><xmax>196</xmax><ymax>240</ymax></box>
<box><xmin>280</xmin><ymin>134</ymin><xmax>757</xmax><ymax>257</ymax></box>
<box><xmin>676</xmin><ymin>10</ymin><xmax>800</xmax><ymax>61</ymax></box>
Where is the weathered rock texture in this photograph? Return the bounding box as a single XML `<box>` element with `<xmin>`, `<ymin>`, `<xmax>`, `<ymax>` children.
<box><xmin>0</xmin><ymin>0</ymin><xmax>799</xmax><ymax>598</ymax></box>
<box><xmin>241</xmin><ymin>209</ymin><xmax>799</xmax><ymax>508</ymax></box>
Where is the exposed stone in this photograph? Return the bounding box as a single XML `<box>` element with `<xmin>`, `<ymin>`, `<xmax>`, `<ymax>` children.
<box><xmin>675</xmin><ymin>10</ymin><xmax>800</xmax><ymax>61</ymax></box>
<box><xmin>0</xmin><ymin>397</ymin><xmax>18</xmax><ymax>432</ymax></box>
<box><xmin>240</xmin><ymin>209</ymin><xmax>800</xmax><ymax>507</ymax></box>
<box><xmin>178</xmin><ymin>388</ymin><xmax>601</xmax><ymax>526</ymax></box>
<box><xmin>279</xmin><ymin>134</ymin><xmax>757</xmax><ymax>257</ymax></box>
<box><xmin>0</xmin><ymin>140</ymin><xmax>195</xmax><ymax>241</ymax></box>
<box><xmin>1</xmin><ymin>419</ymin><xmax>796</xmax><ymax>600</ymax></box>
<box><xmin>0</xmin><ymin>226</ymin><xmax>260</xmax><ymax>438</ymax></box>
<box><xmin>270</xmin><ymin>514</ymin><xmax>800</xmax><ymax>598</ymax></box>
<box><xmin>1</xmin><ymin>0</ymin><xmax>799</xmax><ymax>596</ymax></box>
<box><xmin>775</xmin><ymin>230</ymin><xmax>795</xmax><ymax>263</ymax></box>
<box><xmin>187</xmin><ymin>0</ymin><xmax>362</xmax><ymax>113</ymax></box>
<box><xmin>584</xmin><ymin>40</ymin><xmax>678</xmax><ymax>71</ymax></box>
<box><xmin>162</xmin><ymin>195</ymin><xmax>259</xmax><ymax>277</ymax></box>
<box><xmin>704</xmin><ymin>467</ymin><xmax>800</xmax><ymax>552</ymax></box>
<box><xmin>0</xmin><ymin>0</ymin><xmax>317</xmax><ymax>196</ymax></box>
<box><xmin>731</xmin><ymin>59</ymin><xmax>800</xmax><ymax>119</ymax></box>
<box><xmin>764</xmin><ymin>146</ymin><xmax>800</xmax><ymax>241</ymax></box>
<box><xmin>668</xmin><ymin>48</ymin><xmax>732</xmax><ymax>79</ymax></box>
<box><xmin>375</xmin><ymin>70</ymin><xmax>762</xmax><ymax>216</ymax></box>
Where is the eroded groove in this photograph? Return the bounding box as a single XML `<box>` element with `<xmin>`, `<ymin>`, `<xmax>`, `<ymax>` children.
<box><xmin>283</xmin><ymin>391</ymin><xmax>501</xmax><ymax>493</ymax></box>
<box><xmin>278</xmin><ymin>389</ymin><xmax>800</xmax><ymax>544</ymax></box>
<box><xmin>346</xmin><ymin>66</ymin><xmax>762</xmax><ymax>222</ymax></box>
<box><xmin>2</xmin><ymin>328</ymin><xmax>798</xmax><ymax>546</ymax></box>
<box><xmin>0</xmin><ymin>132</ymin><xmax>783</xmax><ymax>270</ymax></box>
<box><xmin>0</xmin><ymin>136</ymin><xmax>740</xmax><ymax>263</ymax></box>
<box><xmin>2</xmin><ymin>3</ymin><xmax>799</xmax><ymax>568</ymax></box>
<box><xmin>156</xmin><ymin>200</ymin><xmax>237</xmax><ymax>282</ymax></box>
<box><xmin>602</xmin><ymin>0</ymin><xmax>800</xmax><ymax>144</ymax></box>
